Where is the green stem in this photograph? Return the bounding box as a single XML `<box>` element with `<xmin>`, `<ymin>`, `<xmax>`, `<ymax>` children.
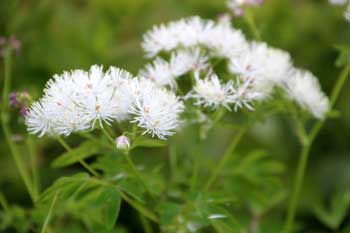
<box><xmin>120</xmin><ymin>192</ymin><xmax>159</xmax><ymax>223</ymax></box>
<box><xmin>101</xmin><ymin>127</ymin><xmax>152</xmax><ymax>194</ymax></box>
<box><xmin>244</xmin><ymin>10</ymin><xmax>261</xmax><ymax>41</ymax></box>
<box><xmin>204</xmin><ymin>128</ymin><xmax>247</xmax><ymax>191</ymax></box>
<box><xmin>101</xmin><ymin>126</ymin><xmax>115</xmax><ymax>145</ymax></box>
<box><xmin>123</xmin><ymin>151</ymin><xmax>152</xmax><ymax>194</ymax></box>
<box><xmin>169</xmin><ymin>143</ymin><xmax>178</xmax><ymax>182</ymax></box>
<box><xmin>1</xmin><ymin>48</ymin><xmax>36</xmax><ymax>202</ymax></box>
<box><xmin>139</xmin><ymin>213</ymin><xmax>154</xmax><ymax>233</ymax></box>
<box><xmin>41</xmin><ymin>191</ymin><xmax>59</xmax><ymax>233</ymax></box>
<box><xmin>283</xmin><ymin>64</ymin><xmax>350</xmax><ymax>233</ymax></box>
<box><xmin>190</xmin><ymin>140</ymin><xmax>200</xmax><ymax>192</ymax></box>
<box><xmin>26</xmin><ymin>136</ymin><xmax>40</xmax><ymax>201</ymax></box>
<box><xmin>0</xmin><ymin>193</ymin><xmax>9</xmax><ymax>212</ymax></box>
<box><xmin>55</xmin><ymin>135</ymin><xmax>100</xmax><ymax>177</ymax></box>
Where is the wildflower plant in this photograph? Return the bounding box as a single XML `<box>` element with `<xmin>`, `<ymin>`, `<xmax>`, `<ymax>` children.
<box><xmin>1</xmin><ymin>1</ymin><xmax>350</xmax><ymax>233</ymax></box>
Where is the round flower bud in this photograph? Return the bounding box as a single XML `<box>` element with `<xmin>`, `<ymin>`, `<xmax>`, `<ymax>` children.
<box><xmin>115</xmin><ymin>135</ymin><xmax>130</xmax><ymax>150</ymax></box>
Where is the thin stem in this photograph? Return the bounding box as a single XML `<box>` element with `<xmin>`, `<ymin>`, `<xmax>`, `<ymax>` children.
<box><xmin>120</xmin><ymin>192</ymin><xmax>159</xmax><ymax>223</ymax></box>
<box><xmin>190</xmin><ymin>140</ymin><xmax>200</xmax><ymax>192</ymax></box>
<box><xmin>282</xmin><ymin>64</ymin><xmax>350</xmax><ymax>233</ymax></box>
<box><xmin>123</xmin><ymin>152</ymin><xmax>151</xmax><ymax>194</ymax></box>
<box><xmin>169</xmin><ymin>143</ymin><xmax>178</xmax><ymax>181</ymax></box>
<box><xmin>244</xmin><ymin>10</ymin><xmax>261</xmax><ymax>41</ymax></box>
<box><xmin>101</xmin><ymin>127</ymin><xmax>152</xmax><ymax>194</ymax></box>
<box><xmin>101</xmin><ymin>126</ymin><xmax>115</xmax><ymax>145</ymax></box>
<box><xmin>282</xmin><ymin>144</ymin><xmax>310</xmax><ymax>233</ymax></box>
<box><xmin>0</xmin><ymin>193</ymin><xmax>9</xmax><ymax>212</ymax></box>
<box><xmin>204</xmin><ymin>128</ymin><xmax>247</xmax><ymax>191</ymax></box>
<box><xmin>55</xmin><ymin>135</ymin><xmax>100</xmax><ymax>177</ymax></box>
<box><xmin>139</xmin><ymin>213</ymin><xmax>154</xmax><ymax>233</ymax></box>
<box><xmin>26</xmin><ymin>136</ymin><xmax>40</xmax><ymax>201</ymax></box>
<box><xmin>1</xmin><ymin>48</ymin><xmax>36</xmax><ymax>202</ymax></box>
<box><xmin>41</xmin><ymin>191</ymin><xmax>59</xmax><ymax>233</ymax></box>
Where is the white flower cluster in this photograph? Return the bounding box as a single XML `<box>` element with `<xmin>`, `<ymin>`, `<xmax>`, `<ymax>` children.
<box><xmin>142</xmin><ymin>16</ymin><xmax>248</xmax><ymax>58</ymax></box>
<box><xmin>141</xmin><ymin>16</ymin><xmax>330</xmax><ymax>118</ymax></box>
<box><xmin>25</xmin><ymin>65</ymin><xmax>184</xmax><ymax>139</ymax></box>
<box><xmin>227</xmin><ymin>0</ymin><xmax>264</xmax><ymax>17</ymax></box>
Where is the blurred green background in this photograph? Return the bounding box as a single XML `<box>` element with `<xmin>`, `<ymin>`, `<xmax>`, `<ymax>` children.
<box><xmin>1</xmin><ymin>0</ymin><xmax>349</xmax><ymax>232</ymax></box>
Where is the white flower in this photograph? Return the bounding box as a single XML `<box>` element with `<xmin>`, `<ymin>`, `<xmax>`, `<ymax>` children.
<box><xmin>345</xmin><ymin>5</ymin><xmax>350</xmax><ymax>22</ymax></box>
<box><xmin>231</xmin><ymin>77</ymin><xmax>264</xmax><ymax>111</ymax></box>
<box><xmin>201</xmin><ymin>20</ymin><xmax>248</xmax><ymax>58</ymax></box>
<box><xmin>26</xmin><ymin>65</ymin><xmax>135</xmax><ymax>137</ymax></box>
<box><xmin>139</xmin><ymin>57</ymin><xmax>177</xmax><ymax>89</ymax></box>
<box><xmin>142</xmin><ymin>16</ymin><xmax>247</xmax><ymax>59</ymax></box>
<box><xmin>139</xmin><ymin>49</ymin><xmax>208</xmax><ymax>89</ymax></box>
<box><xmin>105</xmin><ymin>67</ymin><xmax>134</xmax><ymax>121</ymax></box>
<box><xmin>170</xmin><ymin>49</ymin><xmax>208</xmax><ymax>75</ymax></box>
<box><xmin>329</xmin><ymin>0</ymin><xmax>348</xmax><ymax>5</ymax></box>
<box><xmin>25</xmin><ymin>100</ymin><xmax>54</xmax><ymax>137</ymax></box>
<box><xmin>284</xmin><ymin>69</ymin><xmax>330</xmax><ymax>119</ymax></box>
<box><xmin>229</xmin><ymin>42</ymin><xmax>292</xmax><ymax>99</ymax></box>
<box><xmin>186</xmin><ymin>73</ymin><xmax>237</xmax><ymax>110</ymax></box>
<box><xmin>129</xmin><ymin>78</ymin><xmax>184</xmax><ymax>139</ymax></box>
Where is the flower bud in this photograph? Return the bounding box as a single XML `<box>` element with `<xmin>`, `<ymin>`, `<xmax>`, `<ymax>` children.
<box><xmin>20</xmin><ymin>106</ymin><xmax>28</xmax><ymax>117</ymax></box>
<box><xmin>115</xmin><ymin>135</ymin><xmax>130</xmax><ymax>150</ymax></box>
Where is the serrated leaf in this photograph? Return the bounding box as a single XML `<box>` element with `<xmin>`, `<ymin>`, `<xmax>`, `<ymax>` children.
<box><xmin>52</xmin><ymin>141</ymin><xmax>101</xmax><ymax>168</ymax></box>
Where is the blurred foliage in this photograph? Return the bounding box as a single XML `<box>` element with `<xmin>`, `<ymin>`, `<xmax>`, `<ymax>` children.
<box><xmin>1</xmin><ymin>0</ymin><xmax>350</xmax><ymax>232</ymax></box>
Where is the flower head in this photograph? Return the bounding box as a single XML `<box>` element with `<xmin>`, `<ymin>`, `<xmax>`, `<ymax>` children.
<box><xmin>25</xmin><ymin>100</ymin><xmax>55</xmax><ymax>137</ymax></box>
<box><xmin>186</xmin><ymin>73</ymin><xmax>237</xmax><ymax>110</ymax></box>
<box><xmin>229</xmin><ymin>42</ymin><xmax>292</xmax><ymax>99</ymax></box>
<box><xmin>284</xmin><ymin>69</ymin><xmax>330</xmax><ymax>119</ymax></box>
<box><xmin>139</xmin><ymin>48</ymin><xmax>208</xmax><ymax>89</ymax></box>
<box><xmin>129</xmin><ymin>78</ymin><xmax>184</xmax><ymax>139</ymax></box>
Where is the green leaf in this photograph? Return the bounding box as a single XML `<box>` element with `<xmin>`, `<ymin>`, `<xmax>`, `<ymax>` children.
<box><xmin>131</xmin><ymin>137</ymin><xmax>167</xmax><ymax>149</ymax></box>
<box><xmin>97</xmin><ymin>186</ymin><xmax>121</xmax><ymax>230</ymax></box>
<box><xmin>39</xmin><ymin>173</ymin><xmax>91</xmax><ymax>203</ymax></box>
<box><xmin>52</xmin><ymin>141</ymin><xmax>102</xmax><ymax>168</ymax></box>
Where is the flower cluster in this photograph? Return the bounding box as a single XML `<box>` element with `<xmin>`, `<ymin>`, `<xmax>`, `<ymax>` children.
<box><xmin>227</xmin><ymin>0</ymin><xmax>264</xmax><ymax>17</ymax></box>
<box><xmin>9</xmin><ymin>91</ymin><xmax>31</xmax><ymax>117</ymax></box>
<box><xmin>142</xmin><ymin>16</ymin><xmax>248</xmax><ymax>58</ymax></box>
<box><xmin>25</xmin><ymin>65</ymin><xmax>184</xmax><ymax>139</ymax></box>
<box><xmin>141</xmin><ymin>16</ymin><xmax>330</xmax><ymax>118</ymax></box>
<box><xmin>27</xmin><ymin>13</ymin><xmax>331</xmax><ymax>141</ymax></box>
